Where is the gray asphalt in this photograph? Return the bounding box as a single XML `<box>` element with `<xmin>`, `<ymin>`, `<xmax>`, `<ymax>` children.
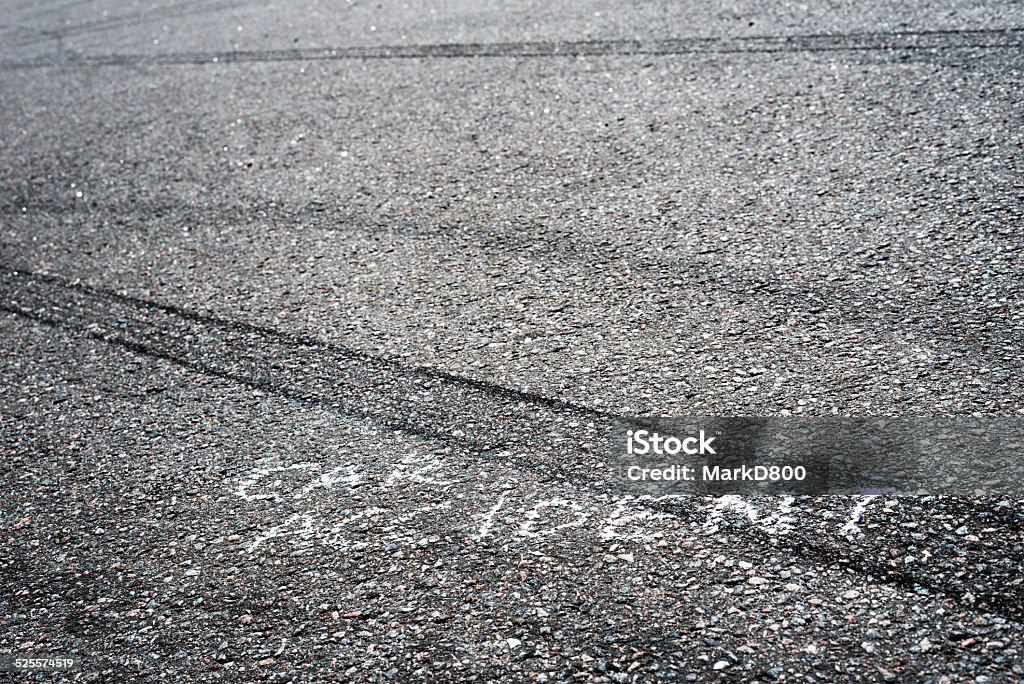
<box><xmin>2</xmin><ymin>1</ymin><xmax>1023</xmax><ymax>682</ymax></box>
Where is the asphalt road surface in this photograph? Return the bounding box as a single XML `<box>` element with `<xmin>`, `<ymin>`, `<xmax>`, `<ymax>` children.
<box><xmin>2</xmin><ymin>1</ymin><xmax>1024</xmax><ymax>682</ymax></box>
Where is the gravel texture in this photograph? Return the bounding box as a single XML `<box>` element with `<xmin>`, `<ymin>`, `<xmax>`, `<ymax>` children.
<box><xmin>1</xmin><ymin>1</ymin><xmax>1023</xmax><ymax>682</ymax></box>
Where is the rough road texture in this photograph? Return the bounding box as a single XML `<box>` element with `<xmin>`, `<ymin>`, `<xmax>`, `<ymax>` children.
<box><xmin>1</xmin><ymin>1</ymin><xmax>1023</xmax><ymax>682</ymax></box>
